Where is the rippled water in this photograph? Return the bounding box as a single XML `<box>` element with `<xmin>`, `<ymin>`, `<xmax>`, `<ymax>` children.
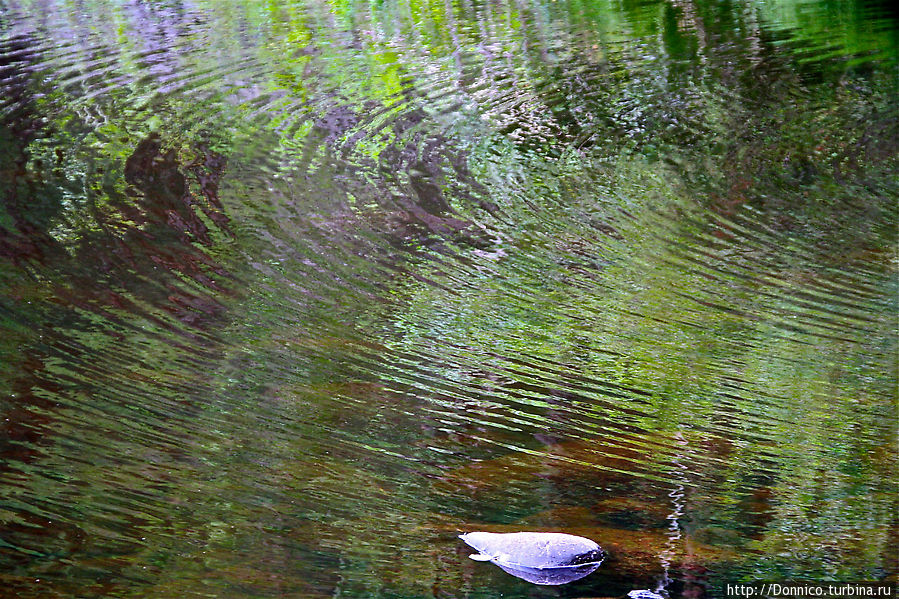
<box><xmin>1</xmin><ymin>0</ymin><xmax>897</xmax><ymax>597</ymax></box>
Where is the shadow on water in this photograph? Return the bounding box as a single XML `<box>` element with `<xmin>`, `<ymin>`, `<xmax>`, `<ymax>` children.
<box><xmin>0</xmin><ymin>0</ymin><xmax>897</xmax><ymax>597</ymax></box>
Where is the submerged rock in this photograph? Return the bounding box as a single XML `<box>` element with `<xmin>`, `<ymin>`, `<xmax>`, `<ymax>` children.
<box><xmin>459</xmin><ymin>531</ymin><xmax>604</xmax><ymax>585</ymax></box>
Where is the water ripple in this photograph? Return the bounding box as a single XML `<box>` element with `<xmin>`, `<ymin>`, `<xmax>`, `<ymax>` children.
<box><xmin>1</xmin><ymin>0</ymin><xmax>896</xmax><ymax>596</ymax></box>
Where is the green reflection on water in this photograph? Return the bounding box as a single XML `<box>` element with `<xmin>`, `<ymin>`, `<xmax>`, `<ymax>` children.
<box><xmin>0</xmin><ymin>0</ymin><xmax>896</xmax><ymax>597</ymax></box>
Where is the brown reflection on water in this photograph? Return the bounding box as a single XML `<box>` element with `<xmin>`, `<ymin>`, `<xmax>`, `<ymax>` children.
<box><xmin>0</xmin><ymin>56</ymin><xmax>238</xmax><ymax>594</ymax></box>
<box><xmin>435</xmin><ymin>431</ymin><xmax>738</xmax><ymax>593</ymax></box>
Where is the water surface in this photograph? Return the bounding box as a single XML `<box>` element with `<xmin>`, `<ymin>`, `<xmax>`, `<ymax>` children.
<box><xmin>0</xmin><ymin>0</ymin><xmax>897</xmax><ymax>597</ymax></box>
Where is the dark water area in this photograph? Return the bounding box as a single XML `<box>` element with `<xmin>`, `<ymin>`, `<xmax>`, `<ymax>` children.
<box><xmin>0</xmin><ymin>0</ymin><xmax>897</xmax><ymax>597</ymax></box>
